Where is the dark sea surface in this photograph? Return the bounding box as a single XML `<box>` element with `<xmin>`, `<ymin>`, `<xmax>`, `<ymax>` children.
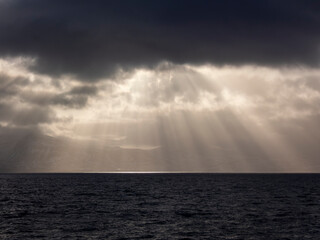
<box><xmin>1</xmin><ymin>173</ymin><xmax>320</xmax><ymax>239</ymax></box>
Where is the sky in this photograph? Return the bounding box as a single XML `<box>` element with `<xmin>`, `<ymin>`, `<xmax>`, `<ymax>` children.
<box><xmin>0</xmin><ymin>0</ymin><xmax>320</xmax><ymax>172</ymax></box>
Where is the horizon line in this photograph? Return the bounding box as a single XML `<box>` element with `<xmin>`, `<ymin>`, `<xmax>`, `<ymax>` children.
<box><xmin>1</xmin><ymin>171</ymin><xmax>320</xmax><ymax>174</ymax></box>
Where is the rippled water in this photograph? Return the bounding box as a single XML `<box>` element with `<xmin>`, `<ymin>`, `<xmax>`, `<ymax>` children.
<box><xmin>1</xmin><ymin>174</ymin><xmax>320</xmax><ymax>239</ymax></box>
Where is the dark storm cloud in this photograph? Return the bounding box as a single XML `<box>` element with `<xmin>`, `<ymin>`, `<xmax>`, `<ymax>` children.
<box><xmin>0</xmin><ymin>0</ymin><xmax>319</xmax><ymax>81</ymax></box>
<box><xmin>0</xmin><ymin>71</ymin><xmax>93</xmax><ymax>109</ymax></box>
<box><xmin>22</xmin><ymin>92</ymin><xmax>89</xmax><ymax>109</ymax></box>
<box><xmin>23</xmin><ymin>84</ymin><xmax>100</xmax><ymax>109</ymax></box>
<box><xmin>69</xmin><ymin>85</ymin><xmax>98</xmax><ymax>96</ymax></box>
<box><xmin>0</xmin><ymin>73</ymin><xmax>29</xmax><ymax>98</ymax></box>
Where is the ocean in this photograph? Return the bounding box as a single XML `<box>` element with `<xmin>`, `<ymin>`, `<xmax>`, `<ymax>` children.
<box><xmin>0</xmin><ymin>173</ymin><xmax>319</xmax><ymax>239</ymax></box>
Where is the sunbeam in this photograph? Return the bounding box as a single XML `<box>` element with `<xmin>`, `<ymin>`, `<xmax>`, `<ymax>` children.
<box><xmin>0</xmin><ymin>57</ymin><xmax>320</xmax><ymax>172</ymax></box>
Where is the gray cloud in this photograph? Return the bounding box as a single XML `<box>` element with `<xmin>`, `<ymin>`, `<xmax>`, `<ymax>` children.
<box><xmin>0</xmin><ymin>102</ymin><xmax>55</xmax><ymax>126</ymax></box>
<box><xmin>0</xmin><ymin>73</ymin><xmax>30</xmax><ymax>99</ymax></box>
<box><xmin>0</xmin><ymin>0</ymin><xmax>319</xmax><ymax>81</ymax></box>
<box><xmin>21</xmin><ymin>92</ymin><xmax>89</xmax><ymax>109</ymax></box>
<box><xmin>0</xmin><ymin>74</ymin><xmax>99</xmax><ymax>109</ymax></box>
<box><xmin>69</xmin><ymin>85</ymin><xmax>98</xmax><ymax>96</ymax></box>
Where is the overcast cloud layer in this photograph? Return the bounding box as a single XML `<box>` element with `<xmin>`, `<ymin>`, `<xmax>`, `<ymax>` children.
<box><xmin>0</xmin><ymin>0</ymin><xmax>319</xmax><ymax>80</ymax></box>
<box><xmin>0</xmin><ymin>1</ymin><xmax>320</xmax><ymax>172</ymax></box>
